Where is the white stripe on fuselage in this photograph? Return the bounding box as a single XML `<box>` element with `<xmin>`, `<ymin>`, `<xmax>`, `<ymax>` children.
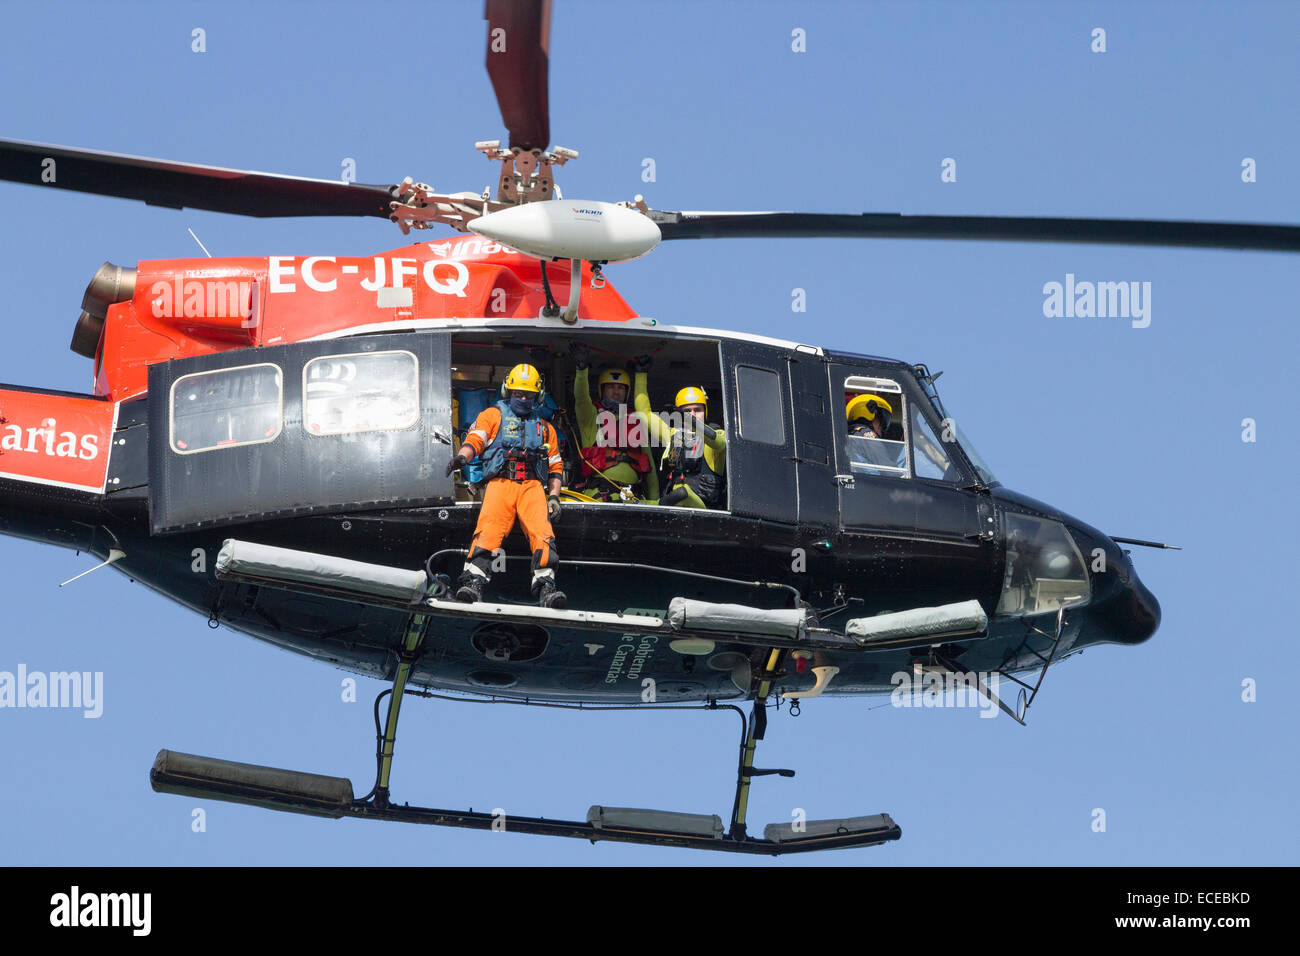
<box><xmin>304</xmin><ymin>316</ymin><xmax>827</xmax><ymax>355</ymax></box>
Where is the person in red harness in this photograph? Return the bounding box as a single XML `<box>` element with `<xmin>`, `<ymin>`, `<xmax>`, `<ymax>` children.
<box><xmin>568</xmin><ymin>342</ymin><xmax>658</xmax><ymax>502</ymax></box>
<box><xmin>445</xmin><ymin>364</ymin><xmax>566</xmax><ymax>608</ymax></box>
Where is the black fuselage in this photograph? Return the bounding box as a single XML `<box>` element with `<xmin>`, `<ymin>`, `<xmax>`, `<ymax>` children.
<box><xmin>0</xmin><ymin>327</ymin><xmax>1160</xmax><ymax>702</ymax></box>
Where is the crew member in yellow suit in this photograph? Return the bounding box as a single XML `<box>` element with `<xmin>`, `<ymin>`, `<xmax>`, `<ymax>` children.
<box><xmin>631</xmin><ymin>356</ymin><xmax>727</xmax><ymax>509</ymax></box>
<box><xmin>445</xmin><ymin>364</ymin><xmax>566</xmax><ymax>608</ymax></box>
<box><xmin>568</xmin><ymin>342</ymin><xmax>658</xmax><ymax>503</ymax></box>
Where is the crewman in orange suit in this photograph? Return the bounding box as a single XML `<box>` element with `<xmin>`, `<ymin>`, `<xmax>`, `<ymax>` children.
<box><xmin>445</xmin><ymin>364</ymin><xmax>566</xmax><ymax>608</ymax></box>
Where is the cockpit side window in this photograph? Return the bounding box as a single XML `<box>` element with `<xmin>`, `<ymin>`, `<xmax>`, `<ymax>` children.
<box><xmin>843</xmin><ymin>376</ymin><xmax>907</xmax><ymax>478</ymax></box>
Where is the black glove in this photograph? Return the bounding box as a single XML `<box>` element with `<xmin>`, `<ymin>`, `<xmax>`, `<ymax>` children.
<box><xmin>660</xmin><ymin>486</ymin><xmax>689</xmax><ymax>507</ymax></box>
<box><xmin>569</xmin><ymin>341</ymin><xmax>590</xmax><ymax>369</ymax></box>
<box><xmin>634</xmin><ymin>353</ymin><xmax>653</xmax><ymax>372</ymax></box>
<box><xmin>547</xmin><ymin>495</ymin><xmax>562</xmax><ymax>521</ymax></box>
<box><xmin>445</xmin><ymin>454</ymin><xmax>467</xmax><ymax>477</ymax></box>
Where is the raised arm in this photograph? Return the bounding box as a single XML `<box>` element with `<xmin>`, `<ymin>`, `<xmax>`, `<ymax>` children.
<box><xmin>702</xmin><ymin>420</ymin><xmax>726</xmax><ymax>454</ymax></box>
<box><xmin>573</xmin><ymin>366</ymin><xmax>598</xmax><ymax>447</ymax></box>
<box><xmin>632</xmin><ymin>370</ymin><xmax>673</xmax><ymax>448</ymax></box>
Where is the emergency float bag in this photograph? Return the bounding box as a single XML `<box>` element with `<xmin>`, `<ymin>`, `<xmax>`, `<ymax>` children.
<box><xmin>216</xmin><ymin>539</ymin><xmax>428</xmax><ymax>603</ymax></box>
<box><xmin>152</xmin><ymin>750</ymin><xmax>354</xmax><ymax>818</ymax></box>
<box><xmin>666</xmin><ymin>598</ymin><xmax>811</xmax><ymax>638</ymax></box>
<box><xmin>844</xmin><ymin>599</ymin><xmax>987</xmax><ymax>642</ymax></box>
<box><xmin>764</xmin><ymin>814</ymin><xmax>895</xmax><ymax>843</ymax></box>
<box><xmin>587</xmin><ymin>806</ymin><xmax>724</xmax><ymax>839</ymax></box>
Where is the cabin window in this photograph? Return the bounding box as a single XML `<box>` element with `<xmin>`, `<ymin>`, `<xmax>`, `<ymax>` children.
<box><xmin>303</xmin><ymin>350</ymin><xmax>420</xmax><ymax>436</ymax></box>
<box><xmin>169</xmin><ymin>363</ymin><xmax>283</xmax><ymax>455</ymax></box>
<box><xmin>736</xmin><ymin>365</ymin><xmax>784</xmax><ymax>445</ymax></box>
<box><xmin>843</xmin><ymin>376</ymin><xmax>906</xmax><ymax>477</ymax></box>
<box><xmin>910</xmin><ymin>404</ymin><xmax>960</xmax><ymax>482</ymax></box>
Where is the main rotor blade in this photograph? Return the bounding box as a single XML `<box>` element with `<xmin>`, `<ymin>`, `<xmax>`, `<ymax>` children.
<box><xmin>0</xmin><ymin>139</ymin><xmax>397</xmax><ymax>218</ymax></box>
<box><xmin>651</xmin><ymin>210</ymin><xmax>1300</xmax><ymax>253</ymax></box>
<box><xmin>484</xmin><ymin>0</ymin><xmax>551</xmax><ymax>151</ymax></box>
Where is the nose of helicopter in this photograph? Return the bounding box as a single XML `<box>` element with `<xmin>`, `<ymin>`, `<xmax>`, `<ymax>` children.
<box><xmin>1091</xmin><ymin>558</ymin><xmax>1160</xmax><ymax>644</ymax></box>
<box><xmin>1068</xmin><ymin>524</ymin><xmax>1161</xmax><ymax>645</ymax></box>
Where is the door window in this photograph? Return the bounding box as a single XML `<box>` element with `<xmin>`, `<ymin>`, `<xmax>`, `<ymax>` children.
<box><xmin>169</xmin><ymin>363</ymin><xmax>283</xmax><ymax>455</ymax></box>
<box><xmin>303</xmin><ymin>350</ymin><xmax>420</xmax><ymax>436</ymax></box>
<box><xmin>736</xmin><ymin>365</ymin><xmax>785</xmax><ymax>445</ymax></box>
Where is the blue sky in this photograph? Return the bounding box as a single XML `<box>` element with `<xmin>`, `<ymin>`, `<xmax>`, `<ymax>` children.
<box><xmin>0</xmin><ymin>0</ymin><xmax>1296</xmax><ymax>865</ymax></box>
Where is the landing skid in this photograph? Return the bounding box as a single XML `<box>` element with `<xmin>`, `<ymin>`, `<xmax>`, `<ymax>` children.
<box><xmin>150</xmin><ymin>615</ymin><xmax>901</xmax><ymax>856</ymax></box>
<box><xmin>150</xmin><ymin>749</ymin><xmax>898</xmax><ymax>854</ymax></box>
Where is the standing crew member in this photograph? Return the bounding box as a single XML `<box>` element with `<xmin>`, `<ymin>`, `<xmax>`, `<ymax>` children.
<box><xmin>632</xmin><ymin>357</ymin><xmax>727</xmax><ymax>509</ymax></box>
<box><xmin>568</xmin><ymin>342</ymin><xmax>658</xmax><ymax>502</ymax></box>
<box><xmin>446</xmin><ymin>364</ymin><xmax>566</xmax><ymax>608</ymax></box>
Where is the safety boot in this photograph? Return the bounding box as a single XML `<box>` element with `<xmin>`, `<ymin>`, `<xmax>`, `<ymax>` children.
<box><xmin>456</xmin><ymin>571</ymin><xmax>487</xmax><ymax>603</ymax></box>
<box><xmin>533</xmin><ymin>578</ymin><xmax>567</xmax><ymax>609</ymax></box>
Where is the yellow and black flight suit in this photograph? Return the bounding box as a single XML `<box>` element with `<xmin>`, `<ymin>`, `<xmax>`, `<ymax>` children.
<box><xmin>633</xmin><ymin>374</ymin><xmax>727</xmax><ymax>509</ymax></box>
<box><xmin>572</xmin><ymin>365</ymin><xmax>658</xmax><ymax>502</ymax></box>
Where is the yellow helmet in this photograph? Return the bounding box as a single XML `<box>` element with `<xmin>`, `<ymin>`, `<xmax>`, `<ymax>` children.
<box><xmin>597</xmin><ymin>368</ymin><xmax>632</xmax><ymax>391</ymax></box>
<box><xmin>675</xmin><ymin>386</ymin><xmax>708</xmax><ymax>415</ymax></box>
<box><xmin>846</xmin><ymin>393</ymin><xmax>893</xmax><ymax>424</ymax></box>
<box><xmin>502</xmin><ymin>363</ymin><xmax>542</xmax><ymax>394</ymax></box>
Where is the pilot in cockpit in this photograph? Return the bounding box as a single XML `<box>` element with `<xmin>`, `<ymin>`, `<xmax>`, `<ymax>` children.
<box><xmin>847</xmin><ymin>393</ymin><xmax>905</xmax><ymax>473</ymax></box>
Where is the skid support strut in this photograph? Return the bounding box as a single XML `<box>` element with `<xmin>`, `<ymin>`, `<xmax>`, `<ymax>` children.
<box><xmin>370</xmin><ymin>612</ymin><xmax>430</xmax><ymax>808</ymax></box>
<box><xmin>728</xmin><ymin>649</ymin><xmax>795</xmax><ymax>840</ymax></box>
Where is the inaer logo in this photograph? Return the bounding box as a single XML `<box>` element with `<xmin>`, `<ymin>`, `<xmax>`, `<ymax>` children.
<box><xmin>571</xmin><ymin>207</ymin><xmax>602</xmax><ymax>216</ymax></box>
<box><xmin>49</xmin><ymin>886</ymin><xmax>151</xmax><ymax>936</ymax></box>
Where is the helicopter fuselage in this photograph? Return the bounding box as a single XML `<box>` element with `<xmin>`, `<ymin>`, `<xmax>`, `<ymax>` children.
<box><xmin>0</xmin><ymin>242</ymin><xmax>1160</xmax><ymax>705</ymax></box>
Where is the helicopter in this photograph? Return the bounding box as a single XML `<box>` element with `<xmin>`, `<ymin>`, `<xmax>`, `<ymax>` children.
<box><xmin>1</xmin><ymin>1</ymin><xmax>1296</xmax><ymax>858</ymax></box>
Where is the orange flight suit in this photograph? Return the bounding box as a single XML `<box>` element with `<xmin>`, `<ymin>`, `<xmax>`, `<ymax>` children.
<box><xmin>462</xmin><ymin>406</ymin><xmax>563</xmax><ymax>570</ymax></box>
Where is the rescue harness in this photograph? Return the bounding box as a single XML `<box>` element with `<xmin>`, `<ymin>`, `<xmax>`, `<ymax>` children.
<box><xmin>481</xmin><ymin>401</ymin><xmax>551</xmax><ymax>483</ymax></box>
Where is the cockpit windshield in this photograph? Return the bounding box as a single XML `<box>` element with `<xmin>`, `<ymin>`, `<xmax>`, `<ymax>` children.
<box><xmin>913</xmin><ymin>365</ymin><xmax>998</xmax><ymax>486</ymax></box>
<box><xmin>953</xmin><ymin>426</ymin><xmax>997</xmax><ymax>486</ymax></box>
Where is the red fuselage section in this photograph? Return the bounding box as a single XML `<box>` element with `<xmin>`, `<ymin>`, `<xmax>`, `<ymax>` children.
<box><xmin>94</xmin><ymin>237</ymin><xmax>637</xmax><ymax>401</ymax></box>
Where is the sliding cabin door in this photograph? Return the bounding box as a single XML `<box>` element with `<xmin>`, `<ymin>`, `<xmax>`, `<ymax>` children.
<box><xmin>148</xmin><ymin>333</ymin><xmax>455</xmax><ymax>533</ymax></box>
